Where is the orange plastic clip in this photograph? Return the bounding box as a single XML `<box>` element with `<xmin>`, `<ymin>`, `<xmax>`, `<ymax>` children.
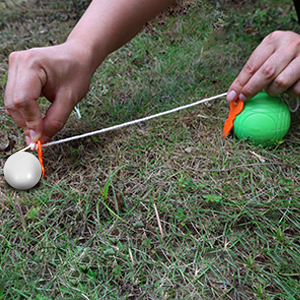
<box><xmin>37</xmin><ymin>140</ymin><xmax>45</xmax><ymax>177</ymax></box>
<box><xmin>223</xmin><ymin>99</ymin><xmax>244</xmax><ymax>137</ymax></box>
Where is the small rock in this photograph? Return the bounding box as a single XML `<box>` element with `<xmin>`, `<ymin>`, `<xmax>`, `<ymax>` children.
<box><xmin>133</xmin><ymin>220</ymin><xmax>144</xmax><ymax>229</ymax></box>
<box><xmin>185</xmin><ymin>147</ymin><xmax>192</xmax><ymax>154</ymax></box>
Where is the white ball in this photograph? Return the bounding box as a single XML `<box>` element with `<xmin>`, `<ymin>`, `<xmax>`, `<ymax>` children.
<box><xmin>4</xmin><ymin>152</ymin><xmax>42</xmax><ymax>190</ymax></box>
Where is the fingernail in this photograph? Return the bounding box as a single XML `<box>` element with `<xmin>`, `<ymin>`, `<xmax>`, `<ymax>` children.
<box><xmin>25</xmin><ymin>136</ymin><xmax>31</xmax><ymax>146</ymax></box>
<box><xmin>239</xmin><ymin>93</ymin><xmax>247</xmax><ymax>101</ymax></box>
<box><xmin>30</xmin><ymin>143</ymin><xmax>36</xmax><ymax>151</ymax></box>
<box><xmin>29</xmin><ymin>129</ymin><xmax>38</xmax><ymax>142</ymax></box>
<box><xmin>227</xmin><ymin>90</ymin><xmax>237</xmax><ymax>102</ymax></box>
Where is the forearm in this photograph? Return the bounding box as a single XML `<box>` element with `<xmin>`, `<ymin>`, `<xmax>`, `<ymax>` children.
<box><xmin>4</xmin><ymin>0</ymin><xmax>175</xmax><ymax>144</ymax></box>
<box><xmin>67</xmin><ymin>0</ymin><xmax>175</xmax><ymax>72</ymax></box>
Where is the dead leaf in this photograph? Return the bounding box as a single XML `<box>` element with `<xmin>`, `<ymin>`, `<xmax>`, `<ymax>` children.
<box><xmin>0</xmin><ymin>135</ymin><xmax>16</xmax><ymax>152</ymax></box>
<box><xmin>115</xmin><ymin>192</ymin><xmax>124</xmax><ymax>211</ymax></box>
<box><xmin>243</xmin><ymin>28</ymin><xmax>254</xmax><ymax>34</ymax></box>
<box><xmin>123</xmin><ymin>186</ymin><xmax>132</xmax><ymax>195</ymax></box>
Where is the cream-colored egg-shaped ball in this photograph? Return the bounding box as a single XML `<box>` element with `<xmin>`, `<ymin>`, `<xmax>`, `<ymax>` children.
<box><xmin>4</xmin><ymin>152</ymin><xmax>42</xmax><ymax>190</ymax></box>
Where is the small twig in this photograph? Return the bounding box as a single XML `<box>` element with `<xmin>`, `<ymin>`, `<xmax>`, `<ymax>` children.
<box><xmin>14</xmin><ymin>202</ymin><xmax>27</xmax><ymax>233</ymax></box>
<box><xmin>185</xmin><ymin>162</ymin><xmax>294</xmax><ymax>173</ymax></box>
<box><xmin>153</xmin><ymin>202</ymin><xmax>164</xmax><ymax>240</ymax></box>
<box><xmin>279</xmin><ymin>199</ymin><xmax>291</xmax><ymax>224</ymax></box>
<box><xmin>279</xmin><ymin>273</ymin><xmax>300</xmax><ymax>277</ymax></box>
<box><xmin>81</xmin><ymin>293</ymin><xmax>90</xmax><ymax>300</ymax></box>
<box><xmin>128</xmin><ymin>248</ymin><xmax>134</xmax><ymax>267</ymax></box>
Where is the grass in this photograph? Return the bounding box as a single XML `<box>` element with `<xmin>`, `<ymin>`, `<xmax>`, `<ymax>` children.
<box><xmin>1</xmin><ymin>0</ymin><xmax>300</xmax><ymax>299</ymax></box>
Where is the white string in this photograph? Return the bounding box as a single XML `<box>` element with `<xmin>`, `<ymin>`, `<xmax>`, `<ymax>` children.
<box><xmin>19</xmin><ymin>92</ymin><xmax>227</xmax><ymax>152</ymax></box>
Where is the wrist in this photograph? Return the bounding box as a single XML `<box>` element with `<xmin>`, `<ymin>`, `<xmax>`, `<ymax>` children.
<box><xmin>65</xmin><ymin>35</ymin><xmax>108</xmax><ymax>75</ymax></box>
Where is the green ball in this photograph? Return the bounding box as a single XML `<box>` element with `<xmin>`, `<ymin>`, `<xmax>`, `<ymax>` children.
<box><xmin>233</xmin><ymin>92</ymin><xmax>291</xmax><ymax>147</ymax></box>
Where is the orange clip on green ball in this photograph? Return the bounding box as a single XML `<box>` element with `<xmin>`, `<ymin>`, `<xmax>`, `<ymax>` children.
<box><xmin>223</xmin><ymin>99</ymin><xmax>244</xmax><ymax>137</ymax></box>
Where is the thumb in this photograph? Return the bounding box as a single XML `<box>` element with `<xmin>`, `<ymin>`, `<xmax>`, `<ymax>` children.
<box><xmin>40</xmin><ymin>92</ymin><xmax>76</xmax><ymax>144</ymax></box>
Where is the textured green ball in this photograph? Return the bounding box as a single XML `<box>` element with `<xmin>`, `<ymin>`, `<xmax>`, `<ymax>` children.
<box><xmin>233</xmin><ymin>92</ymin><xmax>291</xmax><ymax>147</ymax></box>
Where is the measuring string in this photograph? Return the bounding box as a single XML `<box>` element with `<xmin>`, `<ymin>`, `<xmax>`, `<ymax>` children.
<box><xmin>19</xmin><ymin>92</ymin><xmax>227</xmax><ymax>152</ymax></box>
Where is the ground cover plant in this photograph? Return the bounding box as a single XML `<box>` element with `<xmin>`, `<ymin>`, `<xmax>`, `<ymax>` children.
<box><xmin>0</xmin><ymin>0</ymin><xmax>300</xmax><ymax>299</ymax></box>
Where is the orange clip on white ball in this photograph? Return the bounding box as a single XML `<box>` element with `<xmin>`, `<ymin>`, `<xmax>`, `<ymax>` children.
<box><xmin>4</xmin><ymin>140</ymin><xmax>45</xmax><ymax>190</ymax></box>
<box><xmin>4</xmin><ymin>152</ymin><xmax>42</xmax><ymax>190</ymax></box>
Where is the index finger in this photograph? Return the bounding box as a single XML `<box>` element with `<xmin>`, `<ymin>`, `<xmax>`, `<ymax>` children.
<box><xmin>227</xmin><ymin>39</ymin><xmax>275</xmax><ymax>102</ymax></box>
<box><xmin>6</xmin><ymin>51</ymin><xmax>46</xmax><ymax>142</ymax></box>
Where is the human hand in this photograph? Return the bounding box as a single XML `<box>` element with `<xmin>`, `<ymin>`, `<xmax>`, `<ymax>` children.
<box><xmin>4</xmin><ymin>40</ymin><xmax>95</xmax><ymax>148</ymax></box>
<box><xmin>227</xmin><ymin>31</ymin><xmax>300</xmax><ymax>102</ymax></box>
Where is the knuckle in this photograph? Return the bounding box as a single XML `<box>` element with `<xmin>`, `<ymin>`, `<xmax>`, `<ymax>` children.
<box><xmin>292</xmin><ymin>39</ymin><xmax>300</xmax><ymax>55</ymax></box>
<box><xmin>273</xmin><ymin>76</ymin><xmax>288</xmax><ymax>89</ymax></box>
<box><xmin>5</xmin><ymin>108</ymin><xmax>12</xmax><ymax>117</ymax></box>
<box><xmin>9</xmin><ymin>49</ymin><xmax>38</xmax><ymax>66</ymax></box>
<box><xmin>23</xmin><ymin>48</ymin><xmax>38</xmax><ymax>61</ymax></box>
<box><xmin>261</xmin><ymin>64</ymin><xmax>276</xmax><ymax>79</ymax></box>
<box><xmin>25</xmin><ymin>122</ymin><xmax>37</xmax><ymax>130</ymax></box>
<box><xmin>13</xmin><ymin>96</ymin><xmax>28</xmax><ymax>109</ymax></box>
<box><xmin>8</xmin><ymin>51</ymin><xmax>20</xmax><ymax>65</ymax></box>
<box><xmin>4</xmin><ymin>98</ymin><xmax>14</xmax><ymax>110</ymax></box>
<box><xmin>264</xmin><ymin>30</ymin><xmax>282</xmax><ymax>42</ymax></box>
<box><xmin>243</xmin><ymin>62</ymin><xmax>256</xmax><ymax>76</ymax></box>
<box><xmin>292</xmin><ymin>84</ymin><xmax>300</xmax><ymax>97</ymax></box>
